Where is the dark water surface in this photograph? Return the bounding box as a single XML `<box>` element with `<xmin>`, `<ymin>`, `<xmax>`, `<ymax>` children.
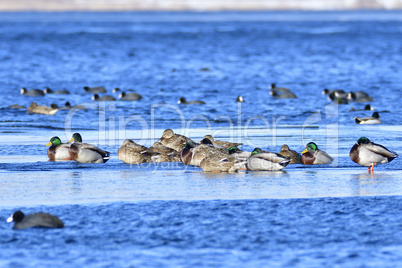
<box><xmin>0</xmin><ymin>11</ymin><xmax>402</xmax><ymax>267</ymax></box>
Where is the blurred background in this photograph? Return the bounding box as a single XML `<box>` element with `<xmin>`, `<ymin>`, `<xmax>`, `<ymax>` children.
<box><xmin>1</xmin><ymin>0</ymin><xmax>402</xmax><ymax>11</ymax></box>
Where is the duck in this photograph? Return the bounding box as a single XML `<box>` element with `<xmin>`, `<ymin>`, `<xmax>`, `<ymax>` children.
<box><xmin>159</xmin><ymin>129</ymin><xmax>192</xmax><ymax>152</ymax></box>
<box><xmin>200</xmin><ymin>135</ymin><xmax>242</xmax><ymax>150</ymax></box>
<box><xmin>355</xmin><ymin>112</ymin><xmax>381</xmax><ymax>124</ymax></box>
<box><xmin>347</xmin><ymin>91</ymin><xmax>373</xmax><ymax>102</ymax></box>
<box><xmin>279</xmin><ymin>144</ymin><xmax>301</xmax><ymax>164</ymax></box>
<box><xmin>118</xmin><ymin>139</ymin><xmax>158</xmax><ymax>164</ymax></box>
<box><xmin>227</xmin><ymin>146</ymin><xmax>251</xmax><ymax>163</ymax></box>
<box><xmin>7</xmin><ymin>210</ymin><xmax>64</xmax><ymax>230</ymax></box>
<box><xmin>328</xmin><ymin>92</ymin><xmax>348</xmax><ymax>104</ymax></box>
<box><xmin>177</xmin><ymin>97</ymin><xmax>206</xmax><ymax>105</ymax></box>
<box><xmin>200</xmin><ymin>157</ymin><xmax>244</xmax><ymax>173</ymax></box>
<box><xmin>236</xmin><ymin>96</ymin><xmax>245</xmax><ymax>102</ymax></box>
<box><xmin>180</xmin><ymin>140</ymin><xmax>227</xmax><ymax>166</ymax></box>
<box><xmin>301</xmin><ymin>142</ymin><xmax>333</xmax><ymax>165</ymax></box>
<box><xmin>92</xmin><ymin>94</ymin><xmax>116</xmax><ymax>101</ymax></box>
<box><xmin>149</xmin><ymin>141</ymin><xmax>180</xmax><ymax>161</ymax></box>
<box><xmin>68</xmin><ymin>133</ymin><xmax>110</xmax><ymax>163</ymax></box>
<box><xmin>7</xmin><ymin>104</ymin><xmax>26</xmax><ymax>109</ymax></box>
<box><xmin>27</xmin><ymin>102</ymin><xmax>58</xmax><ymax>115</ymax></box>
<box><xmin>20</xmin><ymin>87</ymin><xmax>45</xmax><ymax>97</ymax></box>
<box><xmin>119</xmin><ymin>92</ymin><xmax>143</xmax><ymax>101</ymax></box>
<box><xmin>83</xmin><ymin>86</ymin><xmax>107</xmax><ymax>93</ymax></box>
<box><xmin>350</xmin><ymin>104</ymin><xmax>373</xmax><ymax>112</ymax></box>
<box><xmin>43</xmin><ymin>88</ymin><xmax>70</xmax><ymax>95</ymax></box>
<box><xmin>350</xmin><ymin>137</ymin><xmax>398</xmax><ymax>173</ymax></box>
<box><xmin>270</xmin><ymin>90</ymin><xmax>297</xmax><ymax>99</ymax></box>
<box><xmin>270</xmin><ymin>83</ymin><xmax>291</xmax><ymax>92</ymax></box>
<box><xmin>246</xmin><ymin>148</ymin><xmax>290</xmax><ymax>171</ymax></box>
<box><xmin>46</xmin><ymin>136</ymin><xmax>71</xmax><ymax>161</ymax></box>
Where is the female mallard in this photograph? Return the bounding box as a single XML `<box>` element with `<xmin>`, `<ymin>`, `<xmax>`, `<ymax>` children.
<box><xmin>46</xmin><ymin>136</ymin><xmax>71</xmax><ymax>161</ymax></box>
<box><xmin>200</xmin><ymin>157</ymin><xmax>244</xmax><ymax>173</ymax></box>
<box><xmin>301</xmin><ymin>142</ymin><xmax>333</xmax><ymax>165</ymax></box>
<box><xmin>27</xmin><ymin>102</ymin><xmax>58</xmax><ymax>115</ymax></box>
<box><xmin>201</xmin><ymin>135</ymin><xmax>242</xmax><ymax>149</ymax></box>
<box><xmin>350</xmin><ymin>137</ymin><xmax>398</xmax><ymax>173</ymax></box>
<box><xmin>180</xmin><ymin>140</ymin><xmax>227</xmax><ymax>166</ymax></box>
<box><xmin>246</xmin><ymin>148</ymin><xmax>290</xmax><ymax>171</ymax></box>
<box><xmin>355</xmin><ymin>112</ymin><xmax>381</xmax><ymax>124</ymax></box>
<box><xmin>68</xmin><ymin>133</ymin><xmax>110</xmax><ymax>163</ymax></box>
<box><xmin>159</xmin><ymin>129</ymin><xmax>191</xmax><ymax>152</ymax></box>
<box><xmin>279</xmin><ymin>144</ymin><xmax>301</xmax><ymax>164</ymax></box>
<box><xmin>118</xmin><ymin>139</ymin><xmax>159</xmax><ymax>164</ymax></box>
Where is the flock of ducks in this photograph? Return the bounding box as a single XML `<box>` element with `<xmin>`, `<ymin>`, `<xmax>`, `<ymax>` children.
<box><xmin>46</xmin><ymin>129</ymin><xmax>398</xmax><ymax>174</ymax></box>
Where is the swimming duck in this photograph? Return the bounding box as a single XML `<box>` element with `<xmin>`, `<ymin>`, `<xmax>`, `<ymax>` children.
<box><xmin>92</xmin><ymin>94</ymin><xmax>116</xmax><ymax>101</ymax></box>
<box><xmin>68</xmin><ymin>133</ymin><xmax>110</xmax><ymax>163</ymax></box>
<box><xmin>118</xmin><ymin>139</ymin><xmax>158</xmax><ymax>164</ymax></box>
<box><xmin>43</xmin><ymin>88</ymin><xmax>70</xmax><ymax>95</ymax></box>
<box><xmin>201</xmin><ymin>135</ymin><xmax>243</xmax><ymax>150</ymax></box>
<box><xmin>177</xmin><ymin>97</ymin><xmax>206</xmax><ymax>105</ymax></box>
<box><xmin>270</xmin><ymin>83</ymin><xmax>291</xmax><ymax>92</ymax></box>
<box><xmin>7</xmin><ymin>210</ymin><xmax>64</xmax><ymax>230</ymax></box>
<box><xmin>355</xmin><ymin>112</ymin><xmax>381</xmax><ymax>124</ymax></box>
<box><xmin>279</xmin><ymin>144</ymin><xmax>301</xmax><ymax>164</ymax></box>
<box><xmin>236</xmin><ymin>96</ymin><xmax>245</xmax><ymax>102</ymax></box>
<box><xmin>350</xmin><ymin>104</ymin><xmax>373</xmax><ymax>112</ymax></box>
<box><xmin>119</xmin><ymin>92</ymin><xmax>143</xmax><ymax>101</ymax></box>
<box><xmin>270</xmin><ymin>90</ymin><xmax>297</xmax><ymax>99</ymax></box>
<box><xmin>83</xmin><ymin>86</ymin><xmax>107</xmax><ymax>93</ymax></box>
<box><xmin>27</xmin><ymin>102</ymin><xmax>58</xmax><ymax>115</ymax></box>
<box><xmin>20</xmin><ymin>88</ymin><xmax>45</xmax><ymax>97</ymax></box>
<box><xmin>350</xmin><ymin>137</ymin><xmax>398</xmax><ymax>173</ymax></box>
<box><xmin>159</xmin><ymin>129</ymin><xmax>191</xmax><ymax>152</ymax></box>
<box><xmin>347</xmin><ymin>91</ymin><xmax>373</xmax><ymax>102</ymax></box>
<box><xmin>246</xmin><ymin>148</ymin><xmax>290</xmax><ymax>171</ymax></box>
<box><xmin>46</xmin><ymin>136</ymin><xmax>71</xmax><ymax>161</ymax></box>
<box><xmin>7</xmin><ymin>104</ymin><xmax>26</xmax><ymax>109</ymax></box>
<box><xmin>301</xmin><ymin>142</ymin><xmax>333</xmax><ymax>165</ymax></box>
<box><xmin>328</xmin><ymin>92</ymin><xmax>348</xmax><ymax>104</ymax></box>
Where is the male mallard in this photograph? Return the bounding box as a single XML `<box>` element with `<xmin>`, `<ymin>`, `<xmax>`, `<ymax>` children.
<box><xmin>118</xmin><ymin>92</ymin><xmax>142</xmax><ymax>101</ymax></box>
<box><xmin>355</xmin><ymin>112</ymin><xmax>381</xmax><ymax>124</ymax></box>
<box><xmin>279</xmin><ymin>144</ymin><xmax>301</xmax><ymax>164</ymax></box>
<box><xmin>27</xmin><ymin>102</ymin><xmax>58</xmax><ymax>115</ymax></box>
<box><xmin>159</xmin><ymin>129</ymin><xmax>191</xmax><ymax>152</ymax></box>
<box><xmin>177</xmin><ymin>97</ymin><xmax>206</xmax><ymax>105</ymax></box>
<box><xmin>7</xmin><ymin>210</ymin><xmax>64</xmax><ymax>230</ymax></box>
<box><xmin>46</xmin><ymin>136</ymin><xmax>71</xmax><ymax>161</ymax></box>
<box><xmin>301</xmin><ymin>142</ymin><xmax>333</xmax><ymax>165</ymax></box>
<box><xmin>68</xmin><ymin>133</ymin><xmax>110</xmax><ymax>163</ymax></box>
<box><xmin>246</xmin><ymin>148</ymin><xmax>290</xmax><ymax>171</ymax></box>
<box><xmin>350</xmin><ymin>137</ymin><xmax>398</xmax><ymax>173</ymax></box>
<box><xmin>118</xmin><ymin>139</ymin><xmax>158</xmax><ymax>164</ymax></box>
<box><xmin>227</xmin><ymin>146</ymin><xmax>251</xmax><ymax>162</ymax></box>
<box><xmin>20</xmin><ymin>88</ymin><xmax>45</xmax><ymax>96</ymax></box>
<box><xmin>201</xmin><ymin>135</ymin><xmax>242</xmax><ymax>149</ymax></box>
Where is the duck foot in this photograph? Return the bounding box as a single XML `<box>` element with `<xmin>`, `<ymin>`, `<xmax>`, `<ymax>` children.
<box><xmin>368</xmin><ymin>163</ymin><xmax>375</xmax><ymax>174</ymax></box>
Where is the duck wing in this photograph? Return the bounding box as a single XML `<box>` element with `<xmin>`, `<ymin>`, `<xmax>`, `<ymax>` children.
<box><xmin>365</xmin><ymin>142</ymin><xmax>398</xmax><ymax>158</ymax></box>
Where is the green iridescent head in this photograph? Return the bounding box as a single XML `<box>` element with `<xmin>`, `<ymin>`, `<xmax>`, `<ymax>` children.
<box><xmin>357</xmin><ymin>137</ymin><xmax>370</xmax><ymax>145</ymax></box>
<box><xmin>251</xmin><ymin>148</ymin><xmax>262</xmax><ymax>154</ymax></box>
<box><xmin>228</xmin><ymin>146</ymin><xmax>239</xmax><ymax>154</ymax></box>
<box><xmin>69</xmin><ymin>133</ymin><xmax>82</xmax><ymax>143</ymax></box>
<box><xmin>46</xmin><ymin>136</ymin><xmax>61</xmax><ymax>147</ymax></box>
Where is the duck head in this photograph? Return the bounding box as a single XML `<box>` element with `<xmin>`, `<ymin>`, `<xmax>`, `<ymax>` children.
<box><xmin>301</xmin><ymin>142</ymin><xmax>318</xmax><ymax>154</ymax></box>
<box><xmin>46</xmin><ymin>136</ymin><xmax>62</xmax><ymax>147</ymax></box>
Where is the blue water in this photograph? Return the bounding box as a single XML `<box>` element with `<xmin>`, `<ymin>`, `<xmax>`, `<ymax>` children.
<box><xmin>0</xmin><ymin>11</ymin><xmax>402</xmax><ymax>267</ymax></box>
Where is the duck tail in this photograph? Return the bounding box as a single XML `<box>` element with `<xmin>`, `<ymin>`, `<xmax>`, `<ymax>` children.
<box><xmin>354</xmin><ymin>117</ymin><xmax>361</xmax><ymax>124</ymax></box>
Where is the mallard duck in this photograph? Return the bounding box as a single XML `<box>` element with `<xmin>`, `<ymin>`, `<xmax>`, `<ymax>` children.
<box><xmin>118</xmin><ymin>139</ymin><xmax>158</xmax><ymax>164</ymax></box>
<box><xmin>246</xmin><ymin>148</ymin><xmax>290</xmax><ymax>171</ymax></box>
<box><xmin>270</xmin><ymin>83</ymin><xmax>291</xmax><ymax>92</ymax></box>
<box><xmin>180</xmin><ymin>140</ymin><xmax>227</xmax><ymax>166</ymax></box>
<box><xmin>46</xmin><ymin>136</ymin><xmax>71</xmax><ymax>161</ymax></box>
<box><xmin>68</xmin><ymin>133</ymin><xmax>110</xmax><ymax>163</ymax></box>
<box><xmin>92</xmin><ymin>94</ymin><xmax>116</xmax><ymax>101</ymax></box>
<box><xmin>83</xmin><ymin>86</ymin><xmax>106</xmax><ymax>93</ymax></box>
<box><xmin>279</xmin><ymin>144</ymin><xmax>301</xmax><ymax>164</ymax></box>
<box><xmin>201</xmin><ymin>135</ymin><xmax>242</xmax><ymax>150</ymax></box>
<box><xmin>119</xmin><ymin>92</ymin><xmax>142</xmax><ymax>101</ymax></box>
<box><xmin>236</xmin><ymin>96</ymin><xmax>245</xmax><ymax>102</ymax></box>
<box><xmin>355</xmin><ymin>112</ymin><xmax>381</xmax><ymax>124</ymax></box>
<box><xmin>20</xmin><ymin>88</ymin><xmax>45</xmax><ymax>96</ymax></box>
<box><xmin>301</xmin><ymin>142</ymin><xmax>333</xmax><ymax>165</ymax></box>
<box><xmin>177</xmin><ymin>97</ymin><xmax>206</xmax><ymax>105</ymax></box>
<box><xmin>43</xmin><ymin>88</ymin><xmax>70</xmax><ymax>94</ymax></box>
<box><xmin>7</xmin><ymin>210</ymin><xmax>64</xmax><ymax>230</ymax></box>
<box><xmin>149</xmin><ymin>141</ymin><xmax>180</xmax><ymax>161</ymax></box>
<box><xmin>159</xmin><ymin>129</ymin><xmax>191</xmax><ymax>152</ymax></box>
<box><xmin>227</xmin><ymin>146</ymin><xmax>251</xmax><ymax>162</ymax></box>
<box><xmin>350</xmin><ymin>137</ymin><xmax>398</xmax><ymax>173</ymax></box>
<box><xmin>270</xmin><ymin>90</ymin><xmax>297</xmax><ymax>99</ymax></box>
<box><xmin>27</xmin><ymin>102</ymin><xmax>58</xmax><ymax>115</ymax></box>
<box><xmin>200</xmin><ymin>157</ymin><xmax>244</xmax><ymax>173</ymax></box>
<box><xmin>347</xmin><ymin>91</ymin><xmax>373</xmax><ymax>102</ymax></box>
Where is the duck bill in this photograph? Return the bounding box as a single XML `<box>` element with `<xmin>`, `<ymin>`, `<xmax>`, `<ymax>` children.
<box><xmin>301</xmin><ymin>148</ymin><xmax>308</xmax><ymax>154</ymax></box>
<box><xmin>68</xmin><ymin>137</ymin><xmax>74</xmax><ymax>143</ymax></box>
<box><xmin>46</xmin><ymin>141</ymin><xmax>52</xmax><ymax>147</ymax></box>
<box><xmin>6</xmin><ymin>215</ymin><xmax>13</xmax><ymax>223</ymax></box>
